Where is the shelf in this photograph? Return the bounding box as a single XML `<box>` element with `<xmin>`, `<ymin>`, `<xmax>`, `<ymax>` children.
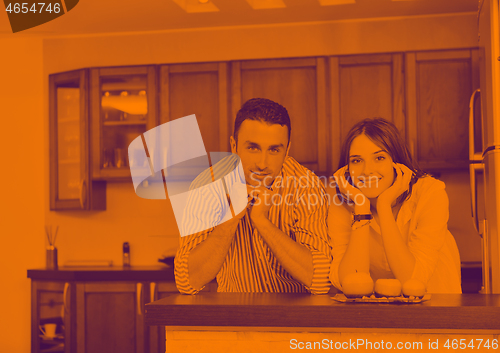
<box><xmin>103</xmin><ymin>120</ymin><xmax>146</xmax><ymax>126</ymax></box>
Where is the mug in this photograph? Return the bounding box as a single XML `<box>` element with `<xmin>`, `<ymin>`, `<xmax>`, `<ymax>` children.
<box><xmin>39</xmin><ymin>323</ymin><xmax>57</xmax><ymax>338</ymax></box>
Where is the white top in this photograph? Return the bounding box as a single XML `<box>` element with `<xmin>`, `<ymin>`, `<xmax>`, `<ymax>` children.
<box><xmin>329</xmin><ymin>176</ymin><xmax>462</xmax><ymax>294</ymax></box>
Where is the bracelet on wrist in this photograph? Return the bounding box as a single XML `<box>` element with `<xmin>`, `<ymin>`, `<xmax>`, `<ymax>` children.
<box><xmin>351</xmin><ymin>213</ymin><xmax>373</xmax><ymax>226</ymax></box>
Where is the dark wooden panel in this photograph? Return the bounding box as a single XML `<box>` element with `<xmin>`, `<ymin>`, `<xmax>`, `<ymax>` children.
<box><xmin>27</xmin><ymin>266</ymin><xmax>174</xmax><ymax>281</ymax></box>
<box><xmin>241</xmin><ymin>66</ymin><xmax>318</xmax><ymax>171</ymax></box>
<box><xmin>339</xmin><ymin>61</ymin><xmax>393</xmax><ymax>141</ymax></box>
<box><xmin>416</xmin><ymin>59</ymin><xmax>472</xmax><ymax>163</ymax></box>
<box><xmin>145</xmin><ymin>293</ymin><xmax>500</xmax><ymax>330</ymax></box>
<box><xmin>85</xmin><ymin>292</ymin><xmax>136</xmax><ymax>353</ymax></box>
<box><xmin>169</xmin><ymin>71</ymin><xmax>221</xmax><ymax>153</ymax></box>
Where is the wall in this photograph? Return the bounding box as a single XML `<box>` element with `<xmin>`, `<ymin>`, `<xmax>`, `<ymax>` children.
<box><xmin>0</xmin><ymin>37</ymin><xmax>45</xmax><ymax>353</ymax></box>
<box><xmin>0</xmin><ymin>12</ymin><xmax>480</xmax><ymax>352</ymax></box>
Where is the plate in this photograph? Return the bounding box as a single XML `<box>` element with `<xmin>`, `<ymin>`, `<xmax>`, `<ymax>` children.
<box><xmin>331</xmin><ymin>293</ymin><xmax>431</xmax><ymax>304</ymax></box>
<box><xmin>40</xmin><ymin>334</ymin><xmax>64</xmax><ymax>341</ymax></box>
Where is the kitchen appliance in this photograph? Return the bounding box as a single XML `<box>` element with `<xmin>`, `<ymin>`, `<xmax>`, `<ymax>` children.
<box><xmin>469</xmin><ymin>0</ymin><xmax>500</xmax><ymax>293</ymax></box>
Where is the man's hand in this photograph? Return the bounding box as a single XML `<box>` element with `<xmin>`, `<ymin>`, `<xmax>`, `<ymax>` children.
<box><xmin>248</xmin><ymin>185</ymin><xmax>277</xmax><ymax>224</ymax></box>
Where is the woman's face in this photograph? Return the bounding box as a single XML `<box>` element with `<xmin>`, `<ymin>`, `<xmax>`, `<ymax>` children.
<box><xmin>348</xmin><ymin>134</ymin><xmax>395</xmax><ymax>199</ymax></box>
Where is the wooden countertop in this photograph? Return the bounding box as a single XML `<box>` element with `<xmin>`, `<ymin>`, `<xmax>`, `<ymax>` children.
<box><xmin>27</xmin><ymin>265</ymin><xmax>174</xmax><ymax>281</ymax></box>
<box><xmin>144</xmin><ymin>293</ymin><xmax>500</xmax><ymax>330</ymax></box>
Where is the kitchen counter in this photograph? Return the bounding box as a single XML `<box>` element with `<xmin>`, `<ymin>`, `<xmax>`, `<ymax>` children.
<box><xmin>145</xmin><ymin>293</ymin><xmax>500</xmax><ymax>352</ymax></box>
<box><xmin>145</xmin><ymin>293</ymin><xmax>500</xmax><ymax>331</ymax></box>
<box><xmin>27</xmin><ymin>265</ymin><xmax>174</xmax><ymax>281</ymax></box>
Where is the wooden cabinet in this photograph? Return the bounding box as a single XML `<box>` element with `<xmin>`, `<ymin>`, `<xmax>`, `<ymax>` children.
<box><xmin>76</xmin><ymin>282</ymin><xmax>147</xmax><ymax>353</ymax></box>
<box><xmin>405</xmin><ymin>49</ymin><xmax>479</xmax><ymax>170</ymax></box>
<box><xmin>329</xmin><ymin>53</ymin><xmax>405</xmax><ymax>171</ymax></box>
<box><xmin>49</xmin><ymin>51</ymin><xmax>479</xmax><ymax>208</ymax></box>
<box><xmin>90</xmin><ymin>66</ymin><xmax>157</xmax><ymax>180</ymax></box>
<box><xmin>31</xmin><ymin>281</ymin><xmax>73</xmax><ymax>353</ymax></box>
<box><xmin>232</xmin><ymin>58</ymin><xmax>328</xmax><ymax>175</ymax></box>
<box><xmin>159</xmin><ymin>63</ymin><xmax>230</xmax><ymax>153</ymax></box>
<box><xmin>29</xmin><ymin>268</ymin><xmax>182</xmax><ymax>353</ymax></box>
<box><xmin>49</xmin><ymin>70</ymin><xmax>105</xmax><ymax>210</ymax></box>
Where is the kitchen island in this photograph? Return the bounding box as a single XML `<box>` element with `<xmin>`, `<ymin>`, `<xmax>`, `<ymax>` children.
<box><xmin>145</xmin><ymin>293</ymin><xmax>500</xmax><ymax>352</ymax></box>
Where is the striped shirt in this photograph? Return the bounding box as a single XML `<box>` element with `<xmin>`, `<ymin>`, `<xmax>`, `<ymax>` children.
<box><xmin>174</xmin><ymin>156</ymin><xmax>331</xmax><ymax>294</ymax></box>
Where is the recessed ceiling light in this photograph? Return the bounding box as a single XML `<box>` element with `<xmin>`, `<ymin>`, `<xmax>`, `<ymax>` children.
<box><xmin>172</xmin><ymin>0</ymin><xmax>219</xmax><ymax>13</ymax></box>
<box><xmin>318</xmin><ymin>0</ymin><xmax>356</xmax><ymax>5</ymax></box>
<box><xmin>245</xmin><ymin>0</ymin><xmax>286</xmax><ymax>10</ymax></box>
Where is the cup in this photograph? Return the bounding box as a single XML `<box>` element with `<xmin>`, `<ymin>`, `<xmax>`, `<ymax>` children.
<box><xmin>39</xmin><ymin>323</ymin><xmax>57</xmax><ymax>338</ymax></box>
<box><xmin>46</xmin><ymin>246</ymin><xmax>58</xmax><ymax>270</ymax></box>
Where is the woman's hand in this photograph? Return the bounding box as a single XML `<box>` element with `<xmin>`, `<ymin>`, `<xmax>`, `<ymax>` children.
<box><xmin>333</xmin><ymin>166</ymin><xmax>370</xmax><ymax>212</ymax></box>
<box><xmin>377</xmin><ymin>163</ymin><xmax>413</xmax><ymax>209</ymax></box>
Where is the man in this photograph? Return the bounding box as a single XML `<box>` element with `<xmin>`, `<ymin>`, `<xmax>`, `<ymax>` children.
<box><xmin>174</xmin><ymin>98</ymin><xmax>331</xmax><ymax>294</ymax></box>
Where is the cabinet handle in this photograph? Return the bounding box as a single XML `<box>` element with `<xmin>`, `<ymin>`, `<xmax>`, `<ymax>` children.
<box><xmin>136</xmin><ymin>283</ymin><xmax>143</xmax><ymax>316</ymax></box>
<box><xmin>150</xmin><ymin>282</ymin><xmax>157</xmax><ymax>302</ymax></box>
<box><xmin>79</xmin><ymin>179</ymin><xmax>87</xmax><ymax>209</ymax></box>
<box><xmin>62</xmin><ymin>282</ymin><xmax>69</xmax><ymax>317</ymax></box>
<box><xmin>468</xmin><ymin>88</ymin><xmax>482</xmax><ymax>162</ymax></box>
<box><xmin>468</xmin><ymin>88</ymin><xmax>484</xmax><ymax>236</ymax></box>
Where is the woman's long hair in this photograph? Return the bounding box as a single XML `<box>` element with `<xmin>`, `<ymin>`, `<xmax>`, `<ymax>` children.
<box><xmin>337</xmin><ymin>118</ymin><xmax>426</xmax><ymax>206</ymax></box>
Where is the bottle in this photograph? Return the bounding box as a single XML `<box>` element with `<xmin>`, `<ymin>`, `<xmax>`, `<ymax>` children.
<box><xmin>123</xmin><ymin>242</ymin><xmax>130</xmax><ymax>267</ymax></box>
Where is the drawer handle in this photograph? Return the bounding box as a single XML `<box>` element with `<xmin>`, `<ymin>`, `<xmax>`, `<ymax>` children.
<box><xmin>79</xmin><ymin>179</ymin><xmax>87</xmax><ymax>209</ymax></box>
<box><xmin>150</xmin><ymin>282</ymin><xmax>157</xmax><ymax>302</ymax></box>
<box><xmin>137</xmin><ymin>283</ymin><xmax>142</xmax><ymax>316</ymax></box>
<box><xmin>62</xmin><ymin>282</ymin><xmax>69</xmax><ymax>316</ymax></box>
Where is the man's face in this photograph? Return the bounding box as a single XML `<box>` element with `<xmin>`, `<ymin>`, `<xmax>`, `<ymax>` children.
<box><xmin>230</xmin><ymin>120</ymin><xmax>289</xmax><ymax>188</ymax></box>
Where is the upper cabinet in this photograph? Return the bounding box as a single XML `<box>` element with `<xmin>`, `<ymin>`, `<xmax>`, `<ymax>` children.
<box><xmin>329</xmin><ymin>54</ymin><xmax>405</xmax><ymax>171</ymax></box>
<box><xmin>232</xmin><ymin>58</ymin><xmax>328</xmax><ymax>175</ymax></box>
<box><xmin>49</xmin><ymin>70</ymin><xmax>105</xmax><ymax>210</ymax></box>
<box><xmin>49</xmin><ymin>51</ymin><xmax>480</xmax><ymax>210</ymax></box>
<box><xmin>90</xmin><ymin>66</ymin><xmax>157</xmax><ymax>180</ymax></box>
<box><xmin>405</xmin><ymin>49</ymin><xmax>479</xmax><ymax>170</ymax></box>
<box><xmin>159</xmin><ymin>63</ymin><xmax>230</xmax><ymax>153</ymax></box>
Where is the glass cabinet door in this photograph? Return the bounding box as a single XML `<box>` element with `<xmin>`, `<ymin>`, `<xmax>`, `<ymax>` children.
<box><xmin>90</xmin><ymin>66</ymin><xmax>157</xmax><ymax>180</ymax></box>
<box><xmin>49</xmin><ymin>70</ymin><xmax>94</xmax><ymax>210</ymax></box>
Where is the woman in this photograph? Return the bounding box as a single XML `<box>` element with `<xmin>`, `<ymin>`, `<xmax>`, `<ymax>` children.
<box><xmin>329</xmin><ymin>118</ymin><xmax>461</xmax><ymax>293</ymax></box>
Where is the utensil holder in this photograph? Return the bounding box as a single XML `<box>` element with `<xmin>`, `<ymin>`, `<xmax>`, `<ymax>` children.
<box><xmin>46</xmin><ymin>246</ymin><xmax>58</xmax><ymax>270</ymax></box>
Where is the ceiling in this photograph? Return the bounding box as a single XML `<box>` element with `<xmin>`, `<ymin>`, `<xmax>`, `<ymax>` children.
<box><xmin>0</xmin><ymin>0</ymin><xmax>478</xmax><ymax>36</ymax></box>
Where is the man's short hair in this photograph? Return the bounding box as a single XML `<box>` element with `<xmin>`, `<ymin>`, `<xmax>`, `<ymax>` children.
<box><xmin>234</xmin><ymin>98</ymin><xmax>291</xmax><ymax>143</ymax></box>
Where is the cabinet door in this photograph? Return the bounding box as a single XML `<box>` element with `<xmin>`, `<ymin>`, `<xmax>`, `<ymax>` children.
<box><xmin>31</xmin><ymin>281</ymin><xmax>73</xmax><ymax>353</ymax></box>
<box><xmin>329</xmin><ymin>54</ymin><xmax>405</xmax><ymax>171</ymax></box>
<box><xmin>406</xmin><ymin>49</ymin><xmax>479</xmax><ymax>170</ymax></box>
<box><xmin>76</xmin><ymin>282</ymin><xmax>146</xmax><ymax>353</ymax></box>
<box><xmin>91</xmin><ymin>66</ymin><xmax>157</xmax><ymax>180</ymax></box>
<box><xmin>159</xmin><ymin>63</ymin><xmax>230</xmax><ymax>153</ymax></box>
<box><xmin>49</xmin><ymin>70</ymin><xmax>105</xmax><ymax>210</ymax></box>
<box><xmin>232</xmin><ymin>58</ymin><xmax>328</xmax><ymax>175</ymax></box>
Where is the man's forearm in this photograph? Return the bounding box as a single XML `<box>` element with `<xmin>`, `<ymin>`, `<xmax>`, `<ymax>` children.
<box><xmin>252</xmin><ymin>217</ymin><xmax>313</xmax><ymax>288</ymax></box>
<box><xmin>187</xmin><ymin>220</ymin><xmax>238</xmax><ymax>291</ymax></box>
